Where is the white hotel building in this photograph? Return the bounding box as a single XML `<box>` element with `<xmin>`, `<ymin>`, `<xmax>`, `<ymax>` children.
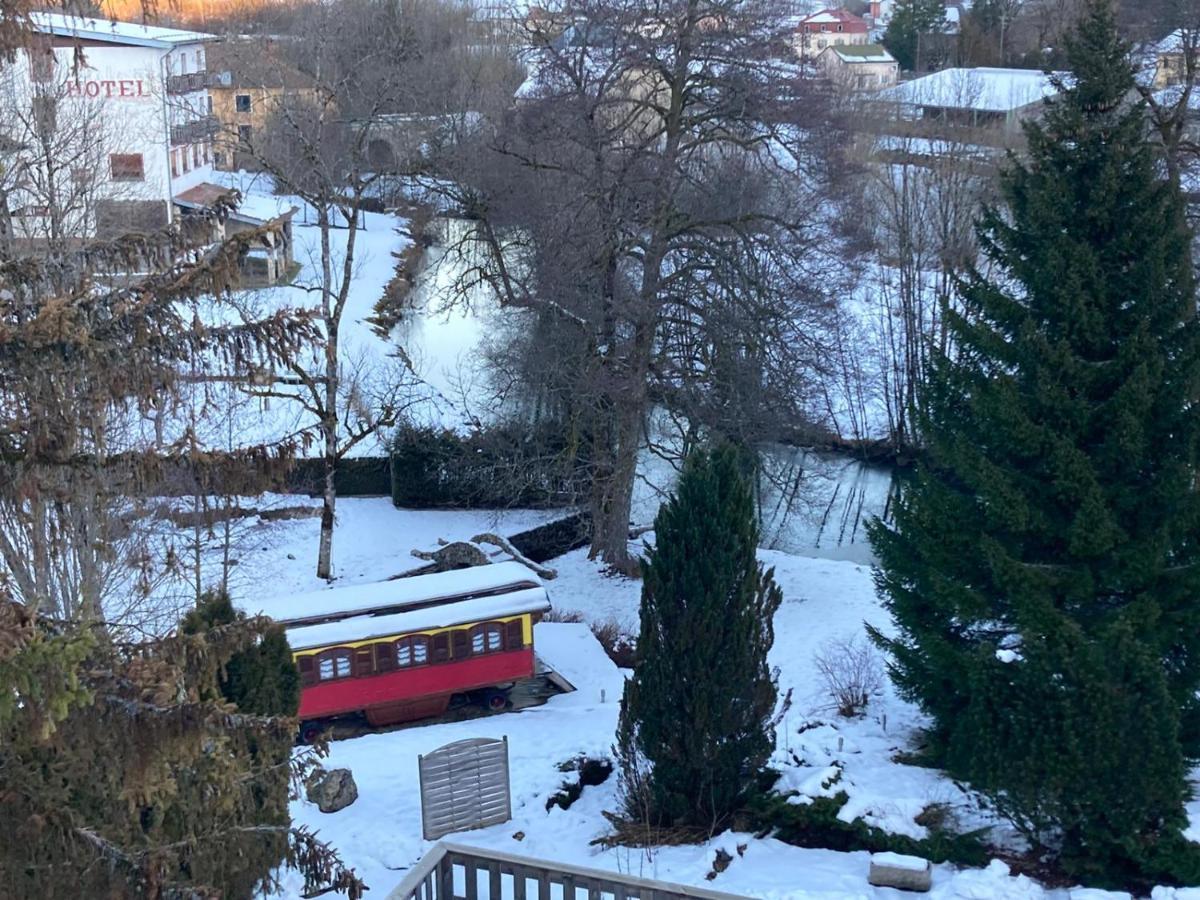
<box><xmin>2</xmin><ymin>14</ymin><xmax>225</xmax><ymax>242</ymax></box>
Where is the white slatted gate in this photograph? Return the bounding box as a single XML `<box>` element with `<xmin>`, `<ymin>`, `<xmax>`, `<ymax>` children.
<box><xmin>418</xmin><ymin>737</ymin><xmax>512</xmax><ymax>841</ymax></box>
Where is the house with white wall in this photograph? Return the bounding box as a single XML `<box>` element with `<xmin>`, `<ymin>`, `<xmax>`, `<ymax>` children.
<box><xmin>2</xmin><ymin>13</ymin><xmax>218</xmax><ymax>242</ymax></box>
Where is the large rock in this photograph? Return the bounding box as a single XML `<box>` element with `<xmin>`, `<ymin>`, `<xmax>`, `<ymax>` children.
<box><xmin>305</xmin><ymin>767</ymin><xmax>358</xmax><ymax>814</ymax></box>
<box><xmin>868</xmin><ymin>852</ymin><xmax>932</xmax><ymax>892</ymax></box>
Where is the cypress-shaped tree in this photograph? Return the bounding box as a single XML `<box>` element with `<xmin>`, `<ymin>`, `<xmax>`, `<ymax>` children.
<box><xmin>617</xmin><ymin>445</ymin><xmax>782</xmax><ymax>829</ymax></box>
<box><xmin>869</xmin><ymin>0</ymin><xmax>1200</xmax><ymax>881</ymax></box>
<box><xmin>182</xmin><ymin>589</ymin><xmax>301</xmax><ymax>717</ymax></box>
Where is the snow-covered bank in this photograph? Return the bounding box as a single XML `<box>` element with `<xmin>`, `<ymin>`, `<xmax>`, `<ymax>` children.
<box><xmin>274</xmin><ymin>545</ymin><xmax>1040</xmax><ymax>900</ymax></box>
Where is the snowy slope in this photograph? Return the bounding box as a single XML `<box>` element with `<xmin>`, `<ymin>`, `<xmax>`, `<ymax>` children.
<box><xmin>273</xmin><ymin>547</ymin><xmax>1090</xmax><ymax>900</ymax></box>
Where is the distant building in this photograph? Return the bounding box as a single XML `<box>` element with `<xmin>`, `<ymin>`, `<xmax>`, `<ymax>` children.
<box><xmin>0</xmin><ymin>14</ymin><xmax>300</xmax><ymax>280</ymax></box>
<box><xmin>174</xmin><ymin>182</ymin><xmax>298</xmax><ymax>285</ymax></box>
<box><xmin>793</xmin><ymin>8</ymin><xmax>870</xmax><ymax>61</ymax></box>
<box><xmin>816</xmin><ymin>43</ymin><xmax>898</xmax><ymax>90</ymax></box>
<box><xmin>204</xmin><ymin>38</ymin><xmax>322</xmax><ymax>172</ymax></box>
<box><xmin>1151</xmin><ymin>30</ymin><xmax>1195</xmax><ymax>89</ymax></box>
<box><xmin>1</xmin><ymin>13</ymin><xmax>218</xmax><ymax>240</ymax></box>
<box><xmin>874</xmin><ymin>67</ymin><xmax>1060</xmax><ymax>132</ymax></box>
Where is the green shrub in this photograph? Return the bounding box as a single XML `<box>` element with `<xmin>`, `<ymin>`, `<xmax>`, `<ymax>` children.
<box><xmin>181</xmin><ymin>590</ymin><xmax>300</xmax><ymax>718</ymax></box>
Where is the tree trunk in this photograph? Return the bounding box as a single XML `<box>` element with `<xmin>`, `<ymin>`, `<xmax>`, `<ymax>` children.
<box><xmin>588</xmin><ymin>401</ymin><xmax>641</xmax><ymax>575</ymax></box>
<box><xmin>317</xmin><ymin>453</ymin><xmax>335</xmax><ymax>581</ymax></box>
<box><xmin>316</xmin><ymin>204</ymin><xmax>339</xmax><ymax>581</ymax></box>
<box><xmin>588</xmin><ymin>321</ymin><xmax>652</xmax><ymax>575</ymax></box>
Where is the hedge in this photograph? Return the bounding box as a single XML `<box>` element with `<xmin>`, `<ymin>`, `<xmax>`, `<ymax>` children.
<box><xmin>390</xmin><ymin>424</ymin><xmax>589</xmax><ymax>509</ymax></box>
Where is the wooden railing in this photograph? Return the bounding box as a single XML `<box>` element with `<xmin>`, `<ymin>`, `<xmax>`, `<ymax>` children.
<box><xmin>386</xmin><ymin>842</ymin><xmax>755</xmax><ymax>900</ymax></box>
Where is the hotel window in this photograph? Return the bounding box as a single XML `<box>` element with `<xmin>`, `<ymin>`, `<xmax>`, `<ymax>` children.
<box><xmin>109</xmin><ymin>153</ymin><xmax>145</xmax><ymax>182</ymax></box>
<box><xmin>235</xmin><ymin>94</ymin><xmax>252</xmax><ymax>113</ymax></box>
<box><xmin>193</xmin><ymin>144</ymin><xmax>201</xmax><ymax>168</ymax></box>
<box><xmin>196</xmin><ymin>48</ymin><xmax>204</xmax><ymax>69</ymax></box>
<box><xmin>170</xmin><ymin>150</ymin><xmax>179</xmax><ymax>177</ymax></box>
<box><xmin>182</xmin><ymin>147</ymin><xmax>191</xmax><ymax>173</ymax></box>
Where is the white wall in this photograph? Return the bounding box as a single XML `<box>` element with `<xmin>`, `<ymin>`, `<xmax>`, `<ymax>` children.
<box><xmin>4</xmin><ymin>39</ymin><xmax>214</xmax><ymax>237</ymax></box>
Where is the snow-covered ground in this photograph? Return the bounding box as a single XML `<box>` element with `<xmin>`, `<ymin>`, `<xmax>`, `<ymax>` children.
<box><xmin>168</xmin><ymin>496</ymin><xmax>1142</xmax><ymax>900</ymax></box>
<box><xmin>124</xmin><ymin>176</ymin><xmax>1189</xmax><ymax>899</ymax></box>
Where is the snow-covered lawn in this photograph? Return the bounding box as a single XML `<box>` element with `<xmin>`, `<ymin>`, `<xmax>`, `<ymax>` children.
<box><xmin>200</xmin><ymin>497</ymin><xmax>1074</xmax><ymax>900</ymax></box>
<box><xmin>271</xmin><ymin>535</ymin><xmax>1048</xmax><ymax>900</ymax></box>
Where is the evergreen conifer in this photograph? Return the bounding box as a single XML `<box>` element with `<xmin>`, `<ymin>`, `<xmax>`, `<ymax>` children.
<box><xmin>869</xmin><ymin>0</ymin><xmax>1200</xmax><ymax>881</ymax></box>
<box><xmin>883</xmin><ymin>0</ymin><xmax>947</xmax><ymax>70</ymax></box>
<box><xmin>617</xmin><ymin>445</ymin><xmax>782</xmax><ymax>829</ymax></box>
<box><xmin>182</xmin><ymin>589</ymin><xmax>301</xmax><ymax>717</ymax></box>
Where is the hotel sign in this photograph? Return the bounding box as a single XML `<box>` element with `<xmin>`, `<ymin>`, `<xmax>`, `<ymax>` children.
<box><xmin>65</xmin><ymin>78</ymin><xmax>152</xmax><ymax>100</ymax></box>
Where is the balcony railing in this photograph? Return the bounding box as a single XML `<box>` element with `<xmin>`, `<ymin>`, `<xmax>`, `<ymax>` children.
<box><xmin>166</xmin><ymin>71</ymin><xmax>204</xmax><ymax>94</ymax></box>
<box><xmin>166</xmin><ymin>70</ymin><xmax>231</xmax><ymax>93</ymax></box>
<box><xmin>170</xmin><ymin>115</ymin><xmax>220</xmax><ymax>145</ymax></box>
<box><xmin>386</xmin><ymin>842</ymin><xmax>755</xmax><ymax>900</ymax></box>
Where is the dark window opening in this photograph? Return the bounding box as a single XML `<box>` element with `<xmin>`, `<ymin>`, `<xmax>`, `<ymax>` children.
<box><xmin>110</xmin><ymin>153</ymin><xmax>145</xmax><ymax>182</ymax></box>
<box><xmin>235</xmin><ymin>93</ymin><xmax>252</xmax><ymax>113</ymax></box>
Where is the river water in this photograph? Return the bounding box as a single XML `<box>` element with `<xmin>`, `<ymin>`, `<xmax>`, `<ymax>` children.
<box><xmin>404</xmin><ymin>217</ymin><xmax>897</xmax><ymax>565</ymax></box>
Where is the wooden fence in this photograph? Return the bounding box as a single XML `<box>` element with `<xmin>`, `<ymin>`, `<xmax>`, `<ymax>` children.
<box><xmin>419</xmin><ymin>738</ymin><xmax>512</xmax><ymax>841</ymax></box>
<box><xmin>386</xmin><ymin>842</ymin><xmax>755</xmax><ymax>900</ymax></box>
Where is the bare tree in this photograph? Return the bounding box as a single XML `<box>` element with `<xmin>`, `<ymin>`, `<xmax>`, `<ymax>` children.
<box><xmin>425</xmin><ymin>0</ymin><xmax>839</xmax><ymax>572</ymax></box>
<box><xmin>229</xmin><ymin>5</ymin><xmax>426</xmax><ymax>580</ymax></box>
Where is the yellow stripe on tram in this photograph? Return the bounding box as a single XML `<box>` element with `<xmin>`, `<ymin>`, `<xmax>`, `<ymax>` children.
<box><xmin>291</xmin><ymin>613</ymin><xmax>533</xmax><ymax>661</ymax></box>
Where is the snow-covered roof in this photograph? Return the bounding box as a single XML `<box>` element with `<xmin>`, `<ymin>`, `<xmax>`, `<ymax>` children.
<box><xmin>799</xmin><ymin>8</ymin><xmax>869</xmax><ymax>31</ymax></box>
<box><xmin>283</xmin><ymin>586</ymin><xmax>552</xmax><ymax>650</ymax></box>
<box><xmin>241</xmin><ymin>561</ymin><xmax>545</xmax><ymax>626</ymax></box>
<box><xmin>1155</xmin><ymin>29</ymin><xmax>1193</xmax><ymax>56</ymax></box>
<box><xmin>826</xmin><ymin>43</ymin><xmax>895</xmax><ymax>63</ymax></box>
<box><xmin>233</xmin><ymin>192</ymin><xmax>300</xmax><ymax>225</ymax></box>
<box><xmin>878</xmin><ymin>67</ymin><xmax>1063</xmax><ymax>113</ymax></box>
<box><xmin>31</xmin><ymin>12</ymin><xmax>214</xmax><ymax>48</ymax></box>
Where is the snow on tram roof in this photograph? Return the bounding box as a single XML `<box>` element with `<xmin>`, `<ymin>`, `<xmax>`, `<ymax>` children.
<box><xmin>284</xmin><ymin>586</ymin><xmax>552</xmax><ymax>651</ymax></box>
<box><xmin>240</xmin><ymin>561</ymin><xmax>544</xmax><ymax>626</ymax></box>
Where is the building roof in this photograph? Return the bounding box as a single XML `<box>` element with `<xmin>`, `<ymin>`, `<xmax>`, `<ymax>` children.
<box><xmin>878</xmin><ymin>67</ymin><xmax>1063</xmax><ymax>113</ymax></box>
<box><xmin>31</xmin><ymin>12</ymin><xmax>214</xmax><ymax>48</ymax></box>
<box><xmin>205</xmin><ymin>38</ymin><xmax>318</xmax><ymax>91</ymax></box>
<box><xmin>799</xmin><ymin>8</ymin><xmax>869</xmax><ymax>33</ymax></box>
<box><xmin>825</xmin><ymin>43</ymin><xmax>895</xmax><ymax>63</ymax></box>
<box><xmin>174</xmin><ymin>183</ymin><xmax>298</xmax><ymax>226</ymax></box>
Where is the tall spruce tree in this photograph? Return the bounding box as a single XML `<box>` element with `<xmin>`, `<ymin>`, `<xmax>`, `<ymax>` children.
<box><xmin>883</xmin><ymin>0</ymin><xmax>948</xmax><ymax>70</ymax></box>
<box><xmin>617</xmin><ymin>445</ymin><xmax>782</xmax><ymax>829</ymax></box>
<box><xmin>869</xmin><ymin>0</ymin><xmax>1200</xmax><ymax>882</ymax></box>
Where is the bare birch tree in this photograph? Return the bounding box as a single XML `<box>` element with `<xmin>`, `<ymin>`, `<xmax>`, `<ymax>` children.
<box><xmin>228</xmin><ymin>6</ymin><xmax>424</xmax><ymax>580</ymax></box>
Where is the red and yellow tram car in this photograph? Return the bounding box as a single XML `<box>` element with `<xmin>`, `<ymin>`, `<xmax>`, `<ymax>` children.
<box><xmin>249</xmin><ymin>563</ymin><xmax>551</xmax><ymax>739</ymax></box>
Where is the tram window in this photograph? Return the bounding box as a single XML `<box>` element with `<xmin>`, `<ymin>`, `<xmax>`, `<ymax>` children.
<box><xmin>432</xmin><ymin>633</ymin><xmax>450</xmax><ymax>663</ymax></box>
<box><xmin>506</xmin><ymin>619</ymin><xmax>523</xmax><ymax>648</ymax></box>
<box><xmin>397</xmin><ymin>640</ymin><xmax>412</xmax><ymax>667</ymax></box>
<box><xmin>413</xmin><ymin>637</ymin><xmax>428</xmax><ymax>663</ymax></box>
<box><xmin>318</xmin><ymin>650</ymin><xmax>352</xmax><ymax>680</ymax></box>
<box><xmin>469</xmin><ymin>622</ymin><xmax>505</xmax><ymax>655</ymax></box>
